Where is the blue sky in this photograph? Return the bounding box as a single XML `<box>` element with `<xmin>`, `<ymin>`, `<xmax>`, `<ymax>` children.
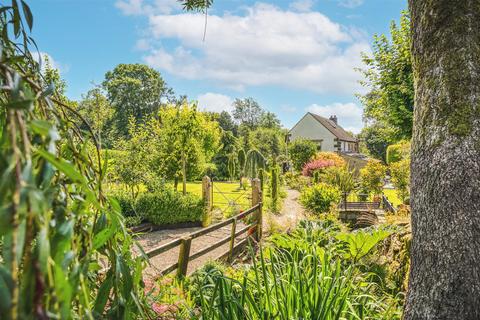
<box><xmin>29</xmin><ymin>0</ymin><xmax>407</xmax><ymax>133</ymax></box>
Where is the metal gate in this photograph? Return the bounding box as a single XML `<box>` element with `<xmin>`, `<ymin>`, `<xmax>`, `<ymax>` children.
<box><xmin>211</xmin><ymin>178</ymin><xmax>251</xmax><ymax>218</ymax></box>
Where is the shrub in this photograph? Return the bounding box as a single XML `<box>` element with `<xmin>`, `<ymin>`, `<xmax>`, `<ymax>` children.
<box><xmin>270</xmin><ymin>166</ymin><xmax>280</xmax><ymax>212</ymax></box>
<box><xmin>322</xmin><ymin>166</ymin><xmax>356</xmax><ymax>195</ymax></box>
<box><xmin>311</xmin><ymin>151</ymin><xmax>346</xmax><ymax>167</ymax></box>
<box><xmin>302</xmin><ymin>159</ymin><xmax>336</xmax><ymax>176</ymax></box>
<box><xmin>313</xmin><ymin>170</ymin><xmax>321</xmax><ymax>183</ymax></box>
<box><xmin>136</xmin><ymin>189</ymin><xmax>204</xmax><ymax>225</ymax></box>
<box><xmin>386</xmin><ymin>140</ymin><xmax>410</xmax><ymax>164</ymax></box>
<box><xmin>288</xmin><ymin>138</ymin><xmax>318</xmax><ymax>171</ymax></box>
<box><xmin>360</xmin><ymin>160</ymin><xmax>387</xmax><ymax>195</ymax></box>
<box><xmin>300</xmin><ymin>183</ymin><xmax>341</xmax><ymax>214</ymax></box>
<box><xmin>284</xmin><ymin>172</ymin><xmax>310</xmax><ymax>191</ymax></box>
<box><xmin>109</xmin><ymin>190</ymin><xmax>136</xmax><ymax>217</ymax></box>
<box><xmin>390</xmin><ymin>158</ymin><xmax>410</xmax><ymax>203</ymax></box>
<box><xmin>191</xmin><ymin>222</ymin><xmax>403</xmax><ymax>319</ymax></box>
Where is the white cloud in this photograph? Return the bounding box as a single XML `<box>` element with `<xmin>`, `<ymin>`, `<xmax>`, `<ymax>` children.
<box><xmin>338</xmin><ymin>0</ymin><xmax>364</xmax><ymax>9</ymax></box>
<box><xmin>135</xmin><ymin>38</ymin><xmax>151</xmax><ymax>51</ymax></box>
<box><xmin>137</xmin><ymin>3</ymin><xmax>369</xmax><ymax>95</ymax></box>
<box><xmin>289</xmin><ymin>0</ymin><xmax>314</xmax><ymax>12</ymax></box>
<box><xmin>196</xmin><ymin>92</ymin><xmax>233</xmax><ymax>113</ymax></box>
<box><xmin>115</xmin><ymin>0</ymin><xmax>180</xmax><ymax>16</ymax></box>
<box><xmin>306</xmin><ymin>102</ymin><xmax>363</xmax><ymax>133</ymax></box>
<box><xmin>32</xmin><ymin>52</ymin><xmax>68</xmax><ymax>73</ymax></box>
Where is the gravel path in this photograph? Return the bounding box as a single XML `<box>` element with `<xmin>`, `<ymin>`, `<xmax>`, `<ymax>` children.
<box><xmin>136</xmin><ymin>221</ymin><xmax>247</xmax><ymax>280</ymax></box>
<box><xmin>269</xmin><ymin>188</ymin><xmax>306</xmax><ymax>231</ymax></box>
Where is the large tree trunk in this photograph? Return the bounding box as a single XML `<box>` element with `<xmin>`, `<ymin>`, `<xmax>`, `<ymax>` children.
<box><xmin>405</xmin><ymin>1</ymin><xmax>480</xmax><ymax>319</ymax></box>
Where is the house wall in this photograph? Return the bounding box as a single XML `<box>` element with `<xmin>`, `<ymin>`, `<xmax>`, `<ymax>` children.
<box><xmin>289</xmin><ymin>113</ymin><xmax>337</xmax><ymax>151</ymax></box>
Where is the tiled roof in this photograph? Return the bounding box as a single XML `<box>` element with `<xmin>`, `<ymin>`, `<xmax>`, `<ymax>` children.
<box><xmin>308</xmin><ymin>112</ymin><xmax>357</xmax><ymax>142</ymax></box>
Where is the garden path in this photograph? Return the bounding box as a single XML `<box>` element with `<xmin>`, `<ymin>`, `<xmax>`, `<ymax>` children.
<box><xmin>135</xmin><ymin>221</ymin><xmax>247</xmax><ymax>280</ymax></box>
<box><xmin>136</xmin><ymin>188</ymin><xmax>306</xmax><ymax>280</ymax></box>
<box><xmin>274</xmin><ymin>188</ymin><xmax>306</xmax><ymax>228</ymax></box>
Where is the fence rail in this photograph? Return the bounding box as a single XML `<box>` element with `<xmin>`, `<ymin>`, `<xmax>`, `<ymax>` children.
<box><xmin>145</xmin><ymin>178</ymin><xmax>263</xmax><ymax>278</ymax></box>
<box><xmin>382</xmin><ymin>194</ymin><xmax>397</xmax><ymax>213</ymax></box>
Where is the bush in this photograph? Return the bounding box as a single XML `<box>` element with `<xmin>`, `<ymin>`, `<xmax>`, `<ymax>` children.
<box><xmin>322</xmin><ymin>166</ymin><xmax>356</xmax><ymax>195</ymax></box>
<box><xmin>302</xmin><ymin>159</ymin><xmax>336</xmax><ymax>176</ymax></box>
<box><xmin>360</xmin><ymin>160</ymin><xmax>387</xmax><ymax>195</ymax></box>
<box><xmin>288</xmin><ymin>138</ymin><xmax>318</xmax><ymax>171</ymax></box>
<box><xmin>270</xmin><ymin>166</ymin><xmax>280</xmax><ymax>212</ymax></box>
<box><xmin>284</xmin><ymin>172</ymin><xmax>310</xmax><ymax>191</ymax></box>
<box><xmin>109</xmin><ymin>190</ymin><xmax>136</xmax><ymax>217</ymax></box>
<box><xmin>300</xmin><ymin>183</ymin><xmax>341</xmax><ymax>214</ymax></box>
<box><xmin>390</xmin><ymin>158</ymin><xmax>410</xmax><ymax>203</ymax></box>
<box><xmin>311</xmin><ymin>151</ymin><xmax>346</xmax><ymax>167</ymax></box>
<box><xmin>137</xmin><ymin>189</ymin><xmax>204</xmax><ymax>225</ymax></box>
<box><xmin>386</xmin><ymin>140</ymin><xmax>410</xmax><ymax>164</ymax></box>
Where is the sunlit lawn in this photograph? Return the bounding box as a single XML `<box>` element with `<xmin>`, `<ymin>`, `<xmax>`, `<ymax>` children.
<box><xmin>106</xmin><ymin>180</ymin><xmax>253</xmax><ymax>213</ymax></box>
<box><xmin>170</xmin><ymin>181</ymin><xmax>252</xmax><ymax>213</ymax></box>
<box><xmin>382</xmin><ymin>188</ymin><xmax>402</xmax><ymax>207</ymax></box>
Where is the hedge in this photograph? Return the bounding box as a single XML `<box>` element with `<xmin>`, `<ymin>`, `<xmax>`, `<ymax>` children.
<box><xmin>136</xmin><ymin>189</ymin><xmax>205</xmax><ymax>225</ymax></box>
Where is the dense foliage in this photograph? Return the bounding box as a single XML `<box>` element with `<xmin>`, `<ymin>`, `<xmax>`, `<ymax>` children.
<box><xmin>0</xmin><ymin>3</ymin><xmax>148</xmax><ymax>318</ymax></box>
<box><xmin>103</xmin><ymin>63</ymin><xmax>172</xmax><ymax>141</ymax></box>
<box><xmin>322</xmin><ymin>166</ymin><xmax>356</xmax><ymax>195</ymax></box>
<box><xmin>186</xmin><ymin>220</ymin><xmax>404</xmax><ymax>319</ymax></box>
<box><xmin>302</xmin><ymin>159</ymin><xmax>335</xmax><ymax>177</ymax></box>
<box><xmin>360</xmin><ymin>160</ymin><xmax>387</xmax><ymax>196</ymax></box>
<box><xmin>390</xmin><ymin>159</ymin><xmax>410</xmax><ymax>203</ymax></box>
<box><xmin>386</xmin><ymin>140</ymin><xmax>410</xmax><ymax>165</ymax></box>
<box><xmin>288</xmin><ymin>138</ymin><xmax>318</xmax><ymax>171</ymax></box>
<box><xmin>300</xmin><ymin>183</ymin><xmax>342</xmax><ymax>214</ymax></box>
<box><xmin>359</xmin><ymin>12</ymin><xmax>413</xmax><ymax>141</ymax></box>
<box><xmin>136</xmin><ymin>189</ymin><xmax>204</xmax><ymax>225</ymax></box>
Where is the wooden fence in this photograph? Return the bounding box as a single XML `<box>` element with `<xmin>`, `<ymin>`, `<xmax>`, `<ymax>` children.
<box><xmin>145</xmin><ymin>179</ymin><xmax>263</xmax><ymax>278</ymax></box>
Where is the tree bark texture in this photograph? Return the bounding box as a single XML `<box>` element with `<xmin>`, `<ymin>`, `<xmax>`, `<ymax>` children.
<box><xmin>405</xmin><ymin>1</ymin><xmax>480</xmax><ymax>319</ymax></box>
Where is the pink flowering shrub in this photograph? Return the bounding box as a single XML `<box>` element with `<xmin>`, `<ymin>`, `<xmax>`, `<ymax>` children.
<box><xmin>302</xmin><ymin>159</ymin><xmax>335</xmax><ymax>177</ymax></box>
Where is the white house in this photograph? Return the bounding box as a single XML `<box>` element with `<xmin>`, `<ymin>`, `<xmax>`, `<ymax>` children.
<box><xmin>289</xmin><ymin>112</ymin><xmax>359</xmax><ymax>153</ymax></box>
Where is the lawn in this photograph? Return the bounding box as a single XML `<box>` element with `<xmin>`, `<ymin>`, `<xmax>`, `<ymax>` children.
<box><xmin>106</xmin><ymin>180</ymin><xmax>253</xmax><ymax>214</ymax></box>
<box><xmin>172</xmin><ymin>181</ymin><xmax>252</xmax><ymax>214</ymax></box>
<box><xmin>383</xmin><ymin>188</ymin><xmax>402</xmax><ymax>207</ymax></box>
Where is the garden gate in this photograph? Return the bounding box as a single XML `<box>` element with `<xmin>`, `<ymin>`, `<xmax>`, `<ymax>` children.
<box><xmin>144</xmin><ymin>179</ymin><xmax>263</xmax><ymax>279</ymax></box>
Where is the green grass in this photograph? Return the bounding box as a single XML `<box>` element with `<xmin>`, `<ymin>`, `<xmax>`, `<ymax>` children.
<box><xmin>168</xmin><ymin>181</ymin><xmax>252</xmax><ymax>213</ymax></box>
<box><xmin>106</xmin><ymin>181</ymin><xmax>253</xmax><ymax>213</ymax></box>
<box><xmin>382</xmin><ymin>188</ymin><xmax>402</xmax><ymax>207</ymax></box>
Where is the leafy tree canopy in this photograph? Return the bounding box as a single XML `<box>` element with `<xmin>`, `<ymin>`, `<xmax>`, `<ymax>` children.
<box><xmin>232</xmin><ymin>97</ymin><xmax>265</xmax><ymax>129</ymax></box>
<box><xmin>103</xmin><ymin>63</ymin><xmax>172</xmax><ymax>139</ymax></box>
<box><xmin>357</xmin><ymin>11</ymin><xmax>413</xmax><ymax>162</ymax></box>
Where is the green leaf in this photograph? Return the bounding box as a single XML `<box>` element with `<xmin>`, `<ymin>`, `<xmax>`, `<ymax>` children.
<box><xmin>92</xmin><ymin>226</ymin><xmax>115</xmax><ymax>250</ymax></box>
<box><xmin>0</xmin><ymin>266</ymin><xmax>13</xmax><ymax>313</ymax></box>
<box><xmin>21</xmin><ymin>0</ymin><xmax>33</xmax><ymax>31</ymax></box>
<box><xmin>29</xmin><ymin>120</ymin><xmax>52</xmax><ymax>136</ymax></box>
<box><xmin>6</xmin><ymin>98</ymin><xmax>34</xmax><ymax>110</ymax></box>
<box><xmin>37</xmin><ymin>227</ymin><xmax>51</xmax><ymax>274</ymax></box>
<box><xmin>36</xmin><ymin>148</ymin><xmax>86</xmax><ymax>184</ymax></box>
<box><xmin>93</xmin><ymin>273</ymin><xmax>113</xmax><ymax>315</ymax></box>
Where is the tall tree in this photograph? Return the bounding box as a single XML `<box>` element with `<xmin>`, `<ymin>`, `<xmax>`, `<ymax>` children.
<box><xmin>358</xmin><ymin>12</ymin><xmax>414</xmax><ymax>140</ymax></box>
<box><xmin>77</xmin><ymin>88</ymin><xmax>114</xmax><ymax>147</ymax></box>
<box><xmin>359</xmin><ymin>123</ymin><xmax>398</xmax><ymax>162</ymax></box>
<box><xmin>103</xmin><ymin>63</ymin><xmax>171</xmax><ymax>139</ymax></box>
<box><xmin>232</xmin><ymin>97</ymin><xmax>265</xmax><ymax>129</ymax></box>
<box><xmin>404</xmin><ymin>1</ymin><xmax>480</xmax><ymax>318</ymax></box>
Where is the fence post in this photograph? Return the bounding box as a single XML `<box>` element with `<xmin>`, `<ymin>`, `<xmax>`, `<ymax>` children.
<box><xmin>202</xmin><ymin>176</ymin><xmax>212</xmax><ymax>227</ymax></box>
<box><xmin>177</xmin><ymin>236</ymin><xmax>192</xmax><ymax>279</ymax></box>
<box><xmin>252</xmin><ymin>178</ymin><xmax>263</xmax><ymax>241</ymax></box>
<box><xmin>228</xmin><ymin>218</ymin><xmax>237</xmax><ymax>262</ymax></box>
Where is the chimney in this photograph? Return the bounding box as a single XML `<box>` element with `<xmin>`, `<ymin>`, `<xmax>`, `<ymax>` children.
<box><xmin>329</xmin><ymin>115</ymin><xmax>338</xmax><ymax>124</ymax></box>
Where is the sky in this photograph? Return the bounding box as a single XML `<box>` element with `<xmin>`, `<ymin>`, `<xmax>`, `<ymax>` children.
<box><xmin>29</xmin><ymin>0</ymin><xmax>407</xmax><ymax>133</ymax></box>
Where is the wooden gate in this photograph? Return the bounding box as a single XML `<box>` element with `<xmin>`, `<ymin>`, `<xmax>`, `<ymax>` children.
<box><xmin>145</xmin><ymin>179</ymin><xmax>263</xmax><ymax>278</ymax></box>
